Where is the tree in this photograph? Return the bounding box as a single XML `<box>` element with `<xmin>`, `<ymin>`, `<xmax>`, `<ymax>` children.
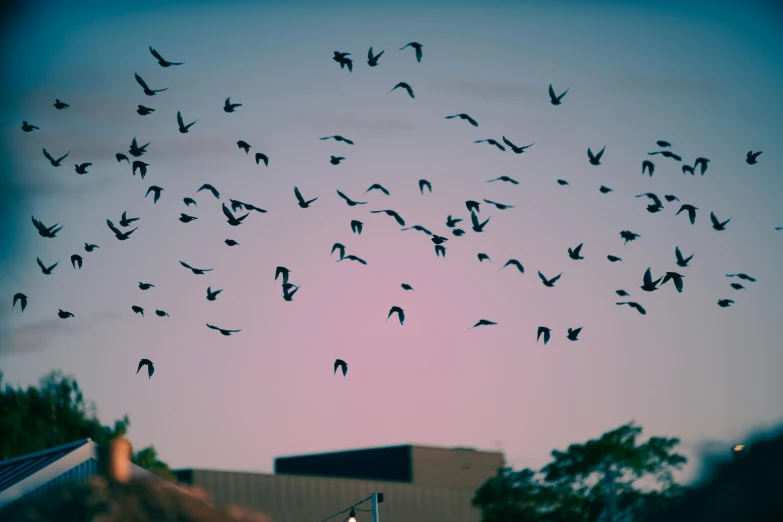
<box><xmin>0</xmin><ymin>370</ymin><xmax>175</xmax><ymax>481</ymax></box>
<box><xmin>472</xmin><ymin>422</ymin><xmax>689</xmax><ymax>522</ymax></box>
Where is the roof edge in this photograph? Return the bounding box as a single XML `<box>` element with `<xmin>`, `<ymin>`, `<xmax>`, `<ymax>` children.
<box><xmin>0</xmin><ymin>439</ymin><xmax>92</xmax><ymax>467</ymax></box>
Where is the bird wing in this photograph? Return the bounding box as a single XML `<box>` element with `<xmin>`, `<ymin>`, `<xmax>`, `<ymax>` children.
<box><xmin>548</xmin><ymin>84</ymin><xmax>556</xmax><ymax>100</ymax></box>
<box><xmin>710</xmin><ymin>212</ymin><xmax>719</xmax><ymax>227</ymax></box>
<box><xmin>135</xmin><ymin>73</ymin><xmax>150</xmax><ymax>90</ymax></box>
<box><xmin>206</xmin><ymin>323</ymin><xmax>219</xmax><ymax>330</ymax></box>
<box><xmin>106</xmin><ymin>219</ymin><xmax>122</xmax><ymax>236</ymax></box>
<box><xmin>643</xmin><ymin>268</ymin><xmax>653</xmax><ymax>286</ymax></box>
<box><xmin>336</xmin><ymin>190</ymin><xmax>350</xmax><ymax>202</ymax></box>
<box><xmin>177</xmin><ymin>111</ymin><xmax>184</xmax><ymax>128</ymax></box>
<box><xmin>294</xmin><ymin>186</ymin><xmax>305</xmax><ymax>204</ymax></box>
<box><xmin>466</xmin><ymin>115</ymin><xmax>478</xmax><ymax>126</ymax></box>
<box><xmin>150</xmin><ymin>47</ymin><xmax>165</xmax><ymax>62</ymax></box>
<box><xmin>471</xmin><ymin>212</ymin><xmax>480</xmax><ymax>228</ymax></box>
<box><xmin>501</xmin><ymin>136</ymin><xmax>515</xmax><ymax>148</ymax></box>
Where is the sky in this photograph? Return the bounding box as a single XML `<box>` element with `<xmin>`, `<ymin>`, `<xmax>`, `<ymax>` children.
<box><xmin>1</xmin><ymin>0</ymin><xmax>782</xmax><ymax>484</ymax></box>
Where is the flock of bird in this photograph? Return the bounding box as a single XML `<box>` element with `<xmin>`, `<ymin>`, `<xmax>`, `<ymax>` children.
<box><xmin>10</xmin><ymin>43</ymin><xmax>779</xmax><ymax>381</ymax></box>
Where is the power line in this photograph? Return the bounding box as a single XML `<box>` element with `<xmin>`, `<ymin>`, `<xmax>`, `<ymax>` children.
<box><xmin>320</xmin><ymin>495</ymin><xmax>372</xmax><ymax>522</ymax></box>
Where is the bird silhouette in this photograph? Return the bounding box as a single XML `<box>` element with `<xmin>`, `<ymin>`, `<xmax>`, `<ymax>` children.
<box><xmin>431</xmin><ymin>234</ymin><xmax>448</xmax><ymax>244</ymax></box>
<box><xmin>466</xmin><ymin>201</ymin><xmax>480</xmax><ymax>213</ymax></box>
<box><xmin>145</xmin><ymin>186</ymin><xmax>163</xmax><ymax>203</ymax></box>
<box><xmin>255</xmin><ymin>152</ymin><xmax>269</xmax><ymax>166</ymax></box>
<box><xmin>149</xmin><ymin>46</ymin><xmax>183</xmax><ymax>67</ymax></box>
<box><xmin>340</xmin><ymin>254</ymin><xmax>367</xmax><ymax>265</ymax></box>
<box><xmin>501</xmin><ymin>259</ymin><xmax>524</xmax><ymax>273</ymax></box>
<box><xmin>502</xmin><ymin>137</ymin><xmax>534</xmax><ymax>154</ymax></box>
<box><xmin>587</xmin><ymin>146</ymin><xmax>605</xmax><ymax>166</ymax></box>
<box><xmin>446</xmin><ymin>215</ymin><xmax>463</xmax><ymax>228</ymax></box>
<box><xmin>294</xmin><ymin>186</ymin><xmax>318</xmax><ymax>208</ymax></box>
<box><xmin>336</xmin><ymin>190</ymin><xmax>367</xmax><ymax>206</ymax></box>
<box><xmin>474</xmin><ymin>139</ymin><xmax>506</xmax><ymax>151</ymax></box>
<box><xmin>648</xmin><ymin>150</ymin><xmax>682</xmax><ymax>161</ymax></box>
<box><xmin>620</xmin><ymin>231</ymin><xmax>640</xmax><ymax>244</ymax></box>
<box><xmin>107</xmin><ymin>219</ymin><xmax>137</xmax><ymax>240</ymax></box>
<box><xmin>539</xmin><ymin>271</ymin><xmax>562</xmax><ymax>288</ymax></box>
<box><xmin>371</xmin><ymin>209</ymin><xmax>405</xmax><ymax>226</ymax></box>
<box><xmin>616</xmin><ymin>290</ymin><xmax>629</xmax><ymax>296</ymax></box>
<box><xmin>390</xmin><ymin>82</ymin><xmax>415</xmax><ymax>98</ymax></box>
<box><xmin>58</xmin><ymin>309</ymin><xmax>74</xmax><ymax>319</ymax></box>
<box><xmin>676</xmin><ymin>204</ymin><xmax>698</xmax><ymax>225</ymax></box>
<box><xmin>730</xmin><ymin>283</ymin><xmax>746</xmax><ymax>291</ymax></box>
<box><xmin>675</xmin><ymin>247</ymin><xmax>693</xmax><ymax>268</ymax></box>
<box><xmin>128</xmin><ymin>137</ymin><xmax>150</xmax><ymax>157</ymax></box>
<box><xmin>599</xmin><ymin>186</ymin><xmax>613</xmax><ymax>194</ymax></box>
<box><xmin>320</xmin><ymin>135</ymin><xmax>355</xmax><ymax>145</ymax></box>
<box><xmin>717</xmin><ymin>299</ymin><xmax>734</xmax><ymax>308</ymax></box>
<box><xmin>132</xmin><ymin>161</ymin><xmax>149</xmax><ymax>178</ymax></box>
<box><xmin>483</xmin><ymin>199</ymin><xmax>514</xmax><ymax>210</ymax></box>
<box><xmin>179</xmin><ymin>213</ymin><xmax>198</xmax><ymax>223</ymax></box>
<box><xmin>665</xmin><ymin>195</ymin><xmax>679</xmax><ymax>202</ymax></box>
<box><xmin>694</xmin><ymin>157</ymin><xmax>710</xmax><ymax>175</ymax></box>
<box><xmin>21</xmin><ymin>121</ymin><xmax>39</xmax><ymax>132</ymax></box>
<box><xmin>388</xmin><ymin>306</ymin><xmax>405</xmax><ymax>325</ymax></box>
<box><xmin>135</xmin><ymin>73</ymin><xmax>167</xmax><ymax>95</ymax></box>
<box><xmin>746</xmin><ymin>151</ymin><xmax>762</xmax><ymax>165</ymax></box>
<box><xmin>451</xmin><ymin>228</ymin><xmax>463</xmax><ymax>236</ymax></box>
<box><xmin>710</xmin><ymin>212</ymin><xmax>731</xmax><ymax>231</ymax></box>
<box><xmin>74</xmin><ymin>163</ymin><xmax>91</xmax><ymax>174</ymax></box>
<box><xmin>225</xmin><ymin>239</ymin><xmax>239</xmax><ymax>246</ymax></box>
<box><xmin>137</xmin><ymin>105</ymin><xmax>155</xmax><ymax>115</ymax></box>
<box><xmin>32</xmin><ymin>216</ymin><xmax>63</xmax><ymax>238</ymax></box>
<box><xmin>136</xmin><ymin>359</ymin><xmax>154</xmax><ymax>378</ymax></box>
<box><xmin>471</xmin><ymin>211</ymin><xmax>490</xmax><ymax>232</ymax></box>
<box><xmin>566</xmin><ymin>327</ymin><xmax>582</xmax><ymax>341</ymax></box>
<box><xmin>435</xmin><ymin>244</ymin><xmax>446</xmax><ymax>257</ymax></box>
<box><xmin>607</xmin><ymin>255</ymin><xmax>622</xmax><ymax>262</ymax></box>
<box><xmin>53</xmin><ymin>99</ymin><xmax>69</xmax><ymax>109</ymax></box>
<box><xmin>275</xmin><ymin>266</ymin><xmax>291</xmax><ymax>285</ymax></box>
<box><xmin>43</xmin><ymin>148</ymin><xmax>70</xmax><ymax>167</ymax></box>
<box><xmin>682</xmin><ymin>164</ymin><xmax>695</xmax><ymax>176</ymax></box>
<box><xmin>71</xmin><ymin>254</ymin><xmax>82</xmax><ymax>269</ymax></box>
<box><xmin>116</xmin><ymin>153</ymin><xmax>130</xmax><ymax>164</ymax></box>
<box><xmin>661</xmin><ymin>272</ymin><xmax>685</xmax><ymax>293</ymax></box>
<box><xmin>403</xmin><ymin>225</ymin><xmax>433</xmax><ymax>236</ymax></box>
<box><xmin>477</xmin><ymin>253</ymin><xmax>491</xmax><ymax>263</ymax></box>
<box><xmin>282</xmin><ymin>283</ymin><xmax>300</xmax><ymax>301</ymax></box>
<box><xmin>364</xmin><ymin>184</ymin><xmax>390</xmax><ymax>195</ymax></box>
<box><xmin>568</xmin><ymin>243</ymin><xmax>584</xmax><ymax>260</ymax></box>
<box><xmin>557</xmin><ymin>179</ymin><xmax>570</xmax><ymax>186</ymax></box>
<box><xmin>177</xmin><ymin>110</ymin><xmax>197</xmax><ymax>133</ymax></box>
<box><xmin>487</xmin><ymin>176</ymin><xmax>519</xmax><ymax>184</ymax></box>
<box><xmin>537</xmin><ymin>326</ymin><xmax>551</xmax><ymax>345</ymax></box>
<box><xmin>642</xmin><ymin>160</ymin><xmax>655</xmax><ymax>177</ymax></box>
<box><xmin>331</xmin><ymin>243</ymin><xmax>346</xmax><ymax>260</ymax></box>
<box><xmin>12</xmin><ymin>293</ymin><xmax>27</xmax><ymax>312</ymax></box>
<box><xmin>237</xmin><ymin>140</ymin><xmax>251</xmax><ymax>153</ymax></box>
<box><xmin>84</xmin><ymin>243</ymin><xmax>99</xmax><ymax>252</ymax></box>
<box><xmin>334</xmin><ymin>359</ymin><xmax>348</xmax><ymax>377</ymax></box>
<box><xmin>132</xmin><ymin>304</ymin><xmax>145</xmax><ymax>315</ymax></box>
<box><xmin>223</xmin><ymin>97</ymin><xmax>242</xmax><ymax>112</ymax></box>
<box><xmin>656</xmin><ymin>140</ymin><xmax>672</xmax><ymax>148</ymax></box>
<box><xmin>445</xmin><ymin>113</ymin><xmax>478</xmax><ymax>127</ymax></box>
<box><xmin>548</xmin><ymin>84</ymin><xmax>568</xmax><ymax>105</ymax></box>
<box><xmin>155</xmin><ymin>310</ymin><xmax>169</xmax><ymax>317</ymax></box>
<box><xmin>207</xmin><ymin>324</ymin><xmax>241</xmax><ymax>336</ymax></box>
<box><xmin>400</xmin><ymin>42</ymin><xmax>423</xmax><ymax>62</ymax></box>
<box><xmin>351</xmin><ymin>220</ymin><xmax>363</xmax><ymax>234</ymax></box>
<box><xmin>401</xmin><ymin>284</ymin><xmax>414</xmax><ymax>291</ymax></box>
<box><xmin>641</xmin><ymin>268</ymin><xmax>662</xmax><ymax>292</ymax></box>
<box><xmin>367</xmin><ymin>47</ymin><xmax>384</xmax><ymax>67</ymax></box>
<box><xmin>37</xmin><ymin>257</ymin><xmax>58</xmax><ymax>275</ymax></box>
<box><xmin>472</xmin><ymin>319</ymin><xmax>497</xmax><ymax>328</ymax></box>
<box><xmin>636</xmin><ymin>193</ymin><xmax>663</xmax><ymax>208</ymax></box>
<box><xmin>617</xmin><ymin>302</ymin><xmax>646</xmax><ymax>315</ymax></box>
<box><xmin>180</xmin><ymin>261</ymin><xmax>213</xmax><ymax>275</ymax></box>
<box><xmin>332</xmin><ymin>51</ymin><xmax>353</xmax><ymax>71</ymax></box>
<box><xmin>330</xmin><ymin>156</ymin><xmax>344</xmax><ymax>165</ymax></box>
<box><xmin>419</xmin><ymin>179</ymin><xmax>432</xmax><ymax>194</ymax></box>
<box><xmin>138</xmin><ymin>282</ymin><xmax>154</xmax><ymax>290</ymax></box>
<box><xmin>119</xmin><ymin>211</ymin><xmax>139</xmax><ymax>227</ymax></box>
<box><xmin>726</xmin><ymin>273</ymin><xmax>756</xmax><ymax>282</ymax></box>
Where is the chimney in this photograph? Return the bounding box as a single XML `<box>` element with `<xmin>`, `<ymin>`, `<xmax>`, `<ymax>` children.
<box><xmin>98</xmin><ymin>436</ymin><xmax>133</xmax><ymax>483</ymax></box>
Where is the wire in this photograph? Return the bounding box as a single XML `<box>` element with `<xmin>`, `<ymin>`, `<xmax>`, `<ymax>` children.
<box><xmin>320</xmin><ymin>495</ymin><xmax>372</xmax><ymax>522</ymax></box>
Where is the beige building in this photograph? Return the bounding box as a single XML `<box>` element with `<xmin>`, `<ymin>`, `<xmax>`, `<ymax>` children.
<box><xmin>174</xmin><ymin>444</ymin><xmax>505</xmax><ymax>522</ymax></box>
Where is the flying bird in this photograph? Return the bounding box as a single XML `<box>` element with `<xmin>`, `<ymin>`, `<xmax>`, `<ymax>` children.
<box><xmin>116</xmin><ymin>153</ymin><xmax>130</xmax><ymax>164</ymax></box>
<box><xmin>351</xmin><ymin>220</ymin><xmax>363</xmax><ymax>234</ymax></box>
<box><xmin>387</xmin><ymin>306</ymin><xmax>405</xmax><ymax>325</ymax></box>
<box><xmin>483</xmin><ymin>199</ymin><xmax>514</xmax><ymax>210</ymax></box>
<box><xmin>367</xmin><ymin>47</ymin><xmax>384</xmax><ymax>67</ymax></box>
<box><xmin>155</xmin><ymin>310</ymin><xmax>169</xmax><ymax>317</ymax></box>
<box><xmin>730</xmin><ymin>283</ymin><xmax>746</xmax><ymax>291</ymax></box>
<box><xmin>617</xmin><ymin>302</ymin><xmax>646</xmax><ymax>315</ymax></box>
<box><xmin>132</xmin><ymin>161</ymin><xmax>149</xmax><ymax>178</ymax></box>
<box><xmin>717</xmin><ymin>299</ymin><xmax>734</xmax><ymax>308</ymax></box>
<box><xmin>149</xmin><ymin>46</ymin><xmax>183</xmax><ymax>67</ymax></box>
<box><xmin>466</xmin><ymin>200</ymin><xmax>480</xmax><ymax>213</ymax></box>
<box><xmin>221</xmin><ymin>204</ymin><xmax>249</xmax><ymax>226</ymax></box>
<box><xmin>676</xmin><ymin>204</ymin><xmax>698</xmax><ymax>225</ymax></box>
<box><xmin>136</xmin><ymin>105</ymin><xmax>155</xmax><ymax>115</ymax></box>
<box><xmin>136</xmin><ymin>359</ymin><xmax>154</xmax><ymax>378</ymax></box>
<box><xmin>177</xmin><ymin>110</ymin><xmax>197</xmax><ymax>133</ymax></box>
<box><xmin>487</xmin><ymin>176</ymin><xmax>518</xmax><ymax>184</ymax></box>
<box><xmin>401</xmin><ymin>284</ymin><xmax>414</xmax><ymax>291</ymax></box>
<box><xmin>587</xmin><ymin>146</ymin><xmax>605</xmax><ymax>166</ymax></box>
<box><xmin>390</xmin><ymin>82</ymin><xmax>415</xmax><ymax>98</ymax></box>
<box><xmin>419</xmin><ymin>179</ymin><xmax>432</xmax><ymax>194</ymax></box>
<box><xmin>746</xmin><ymin>151</ymin><xmax>762</xmax><ymax>165</ymax></box>
<box><xmin>364</xmin><ymin>183</ymin><xmax>390</xmax><ymax>195</ymax></box>
<box><xmin>664</xmin><ymin>195</ymin><xmax>679</xmax><ymax>202</ymax></box>
<box><xmin>566</xmin><ymin>327</ymin><xmax>582</xmax><ymax>341</ymax></box>
<box><xmin>336</xmin><ymin>190</ymin><xmax>367</xmax><ymax>206</ymax></box>
<box><xmin>139</xmin><ymin>282</ymin><xmax>154</xmax><ymax>290</ymax></box>
<box><xmin>119</xmin><ymin>211</ymin><xmax>139</xmax><ymax>227</ymax></box>
<box><xmin>710</xmin><ymin>212</ymin><xmax>730</xmax><ymax>231</ymax></box>
<box><xmin>225</xmin><ymin>239</ymin><xmax>239</xmax><ymax>246</ymax></box>
<box><xmin>129</xmin><ymin>138</ymin><xmax>150</xmax><ymax>157</ymax></box>
<box><xmin>539</xmin><ymin>271</ymin><xmax>562</xmax><ymax>288</ymax></box>
<box><xmin>134</xmin><ymin>73</ymin><xmax>167</xmax><ymax>95</ymax></box>
<box><xmin>37</xmin><ymin>257</ymin><xmax>58</xmax><ymax>275</ymax></box>
<box><xmin>661</xmin><ymin>272</ymin><xmax>685</xmax><ymax>293</ymax></box>
<box><xmin>607</xmin><ymin>255</ymin><xmax>622</xmax><ymax>262</ymax></box>
<box><xmin>694</xmin><ymin>157</ymin><xmax>710</xmax><ymax>175</ymax></box>
<box><xmin>223</xmin><ymin>97</ymin><xmax>242</xmax><ymax>112</ymax></box>
<box><xmin>568</xmin><ymin>243</ymin><xmax>584</xmax><ymax>260</ymax></box>
<box><xmin>537</xmin><ymin>327</ymin><xmax>551</xmax><ymax>345</ymax></box>
<box><xmin>616</xmin><ymin>290</ymin><xmax>629</xmax><ymax>296</ymax></box>
<box><xmin>294</xmin><ymin>186</ymin><xmax>318</xmax><ymax>208</ymax></box>
<box><xmin>435</xmin><ymin>244</ymin><xmax>446</xmax><ymax>257</ymax></box>
<box><xmin>12</xmin><ymin>293</ymin><xmax>27</xmax><ymax>312</ymax></box>
<box><xmin>275</xmin><ymin>266</ymin><xmax>291</xmax><ymax>284</ymax></box>
<box><xmin>403</xmin><ymin>225</ymin><xmax>433</xmax><ymax>236</ymax></box>
<box><xmin>53</xmin><ymin>99</ymin><xmax>69</xmax><ymax>109</ymax></box>
<box><xmin>431</xmin><ymin>234</ymin><xmax>448</xmax><ymax>244</ymax></box>
<box><xmin>471</xmin><ymin>211</ymin><xmax>490</xmax><ymax>232</ymax></box>
<box><xmin>107</xmin><ymin>219</ymin><xmax>137</xmax><ymax>240</ymax></box>
<box><xmin>548</xmin><ymin>84</ymin><xmax>568</xmax><ymax>105</ymax></box>
<box><xmin>675</xmin><ymin>247</ymin><xmax>693</xmax><ymax>268</ymax></box>
<box><xmin>237</xmin><ymin>140</ymin><xmax>251</xmax><ymax>153</ymax></box>
<box><xmin>446</xmin><ymin>215</ymin><xmax>462</xmax><ymax>228</ymax></box>
<box><xmin>599</xmin><ymin>186</ymin><xmax>613</xmax><ymax>194</ymax></box>
<box><xmin>58</xmin><ymin>309</ymin><xmax>74</xmax><ymax>319</ymax></box>
<box><xmin>334</xmin><ymin>359</ymin><xmax>348</xmax><ymax>377</ymax></box>
<box><xmin>180</xmin><ymin>261</ymin><xmax>213</xmax><ymax>275</ymax></box>
<box><xmin>340</xmin><ymin>254</ymin><xmax>367</xmax><ymax>265</ymax></box>
<box><xmin>43</xmin><ymin>148</ymin><xmax>69</xmax><ymax>167</ymax></box>
<box><xmin>145</xmin><ymin>186</ymin><xmax>163</xmax><ymax>203</ymax></box>
<box><xmin>179</xmin><ymin>213</ymin><xmax>197</xmax><ymax>223</ymax></box>
<box><xmin>726</xmin><ymin>273</ymin><xmax>756</xmax><ymax>282</ymax></box>
<box><xmin>84</xmin><ymin>243</ymin><xmax>99</xmax><ymax>252</ymax></box>
<box><xmin>682</xmin><ymin>164</ymin><xmax>695</xmax><ymax>176</ymax></box>
<box><xmin>331</xmin><ymin>243</ymin><xmax>346</xmax><ymax>260</ymax></box>
<box><xmin>557</xmin><ymin>179</ymin><xmax>569</xmax><ymax>186</ymax></box>
<box><xmin>474</xmin><ymin>139</ymin><xmax>506</xmax><ymax>151</ymax></box>
<box><xmin>656</xmin><ymin>140</ymin><xmax>672</xmax><ymax>148</ymax></box>
<box><xmin>472</xmin><ymin>319</ymin><xmax>497</xmax><ymax>328</ymax></box>
<box><xmin>330</xmin><ymin>156</ymin><xmax>344</xmax><ymax>165</ymax></box>
<box><xmin>501</xmin><ymin>137</ymin><xmax>534</xmax><ymax>154</ymax></box>
<box><xmin>501</xmin><ymin>259</ymin><xmax>524</xmax><ymax>273</ymax></box>
<box><xmin>320</xmin><ymin>135</ymin><xmax>355</xmax><ymax>145</ymax></box>
<box><xmin>255</xmin><ymin>152</ymin><xmax>269</xmax><ymax>166</ymax></box>
<box><xmin>32</xmin><ymin>216</ymin><xmax>63</xmax><ymax>238</ymax></box>
<box><xmin>642</xmin><ymin>160</ymin><xmax>655</xmax><ymax>177</ymax></box>
<box><xmin>641</xmin><ymin>268</ymin><xmax>662</xmax><ymax>292</ymax></box>
<box><xmin>21</xmin><ymin>121</ymin><xmax>39</xmax><ymax>132</ymax></box>
<box><xmin>206</xmin><ymin>324</ymin><xmax>241</xmax><ymax>336</ymax></box>
<box><xmin>620</xmin><ymin>231</ymin><xmax>640</xmax><ymax>244</ymax></box>
<box><xmin>648</xmin><ymin>150</ymin><xmax>682</xmax><ymax>161</ymax></box>
<box><xmin>71</xmin><ymin>254</ymin><xmax>82</xmax><ymax>269</ymax></box>
<box><xmin>636</xmin><ymin>193</ymin><xmax>663</xmax><ymax>208</ymax></box>
<box><xmin>399</xmin><ymin>42</ymin><xmax>423</xmax><ymax>62</ymax></box>
<box><xmin>445</xmin><ymin>113</ymin><xmax>478</xmax><ymax>127</ymax></box>
<box><xmin>477</xmin><ymin>253</ymin><xmax>491</xmax><ymax>263</ymax></box>
<box><xmin>282</xmin><ymin>283</ymin><xmax>300</xmax><ymax>301</ymax></box>
<box><xmin>371</xmin><ymin>209</ymin><xmax>405</xmax><ymax>226</ymax></box>
<box><xmin>332</xmin><ymin>51</ymin><xmax>353</xmax><ymax>71</ymax></box>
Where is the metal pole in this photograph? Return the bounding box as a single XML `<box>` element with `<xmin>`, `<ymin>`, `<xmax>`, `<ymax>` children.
<box><xmin>371</xmin><ymin>493</ymin><xmax>380</xmax><ymax>522</ymax></box>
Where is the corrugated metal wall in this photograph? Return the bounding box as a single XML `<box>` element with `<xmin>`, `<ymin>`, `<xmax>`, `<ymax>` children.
<box><xmin>186</xmin><ymin>469</ymin><xmax>483</xmax><ymax>522</ymax></box>
<box><xmin>4</xmin><ymin>458</ymin><xmax>99</xmax><ymax>508</ymax></box>
<box><xmin>410</xmin><ymin>447</ymin><xmax>504</xmax><ymax>489</ymax></box>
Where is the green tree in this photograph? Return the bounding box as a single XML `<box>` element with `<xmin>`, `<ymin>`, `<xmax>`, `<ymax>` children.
<box><xmin>0</xmin><ymin>370</ymin><xmax>175</xmax><ymax>481</ymax></box>
<box><xmin>473</xmin><ymin>422</ymin><xmax>689</xmax><ymax>522</ymax></box>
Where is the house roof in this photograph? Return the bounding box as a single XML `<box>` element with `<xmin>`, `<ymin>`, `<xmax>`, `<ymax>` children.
<box><xmin>0</xmin><ymin>439</ymin><xmax>91</xmax><ymax>494</ymax></box>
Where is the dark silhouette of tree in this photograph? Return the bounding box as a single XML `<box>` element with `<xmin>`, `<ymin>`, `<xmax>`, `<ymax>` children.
<box><xmin>472</xmin><ymin>422</ymin><xmax>688</xmax><ymax>522</ymax></box>
<box><xmin>0</xmin><ymin>370</ymin><xmax>175</xmax><ymax>481</ymax></box>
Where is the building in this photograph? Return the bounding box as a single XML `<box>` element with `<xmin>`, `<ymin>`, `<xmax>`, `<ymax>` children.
<box><xmin>0</xmin><ymin>438</ymin><xmax>156</xmax><ymax>510</ymax></box>
<box><xmin>174</xmin><ymin>444</ymin><xmax>505</xmax><ymax>522</ymax></box>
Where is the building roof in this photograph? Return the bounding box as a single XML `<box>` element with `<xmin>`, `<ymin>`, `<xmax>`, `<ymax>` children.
<box><xmin>0</xmin><ymin>439</ymin><xmax>91</xmax><ymax>495</ymax></box>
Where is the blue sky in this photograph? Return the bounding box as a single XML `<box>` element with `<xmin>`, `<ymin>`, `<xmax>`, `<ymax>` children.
<box><xmin>1</xmin><ymin>0</ymin><xmax>782</xmax><ymax>483</ymax></box>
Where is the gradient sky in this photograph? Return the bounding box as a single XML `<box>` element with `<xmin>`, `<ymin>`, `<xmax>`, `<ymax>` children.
<box><xmin>1</xmin><ymin>0</ymin><xmax>782</xmax><ymax>484</ymax></box>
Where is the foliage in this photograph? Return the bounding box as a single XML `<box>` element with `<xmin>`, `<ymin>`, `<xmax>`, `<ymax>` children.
<box><xmin>472</xmin><ymin>422</ymin><xmax>689</xmax><ymax>522</ymax></box>
<box><xmin>0</xmin><ymin>370</ymin><xmax>175</xmax><ymax>481</ymax></box>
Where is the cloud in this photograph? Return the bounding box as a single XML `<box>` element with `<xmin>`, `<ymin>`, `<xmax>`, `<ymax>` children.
<box><xmin>0</xmin><ymin>310</ymin><xmax>121</xmax><ymax>355</ymax></box>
